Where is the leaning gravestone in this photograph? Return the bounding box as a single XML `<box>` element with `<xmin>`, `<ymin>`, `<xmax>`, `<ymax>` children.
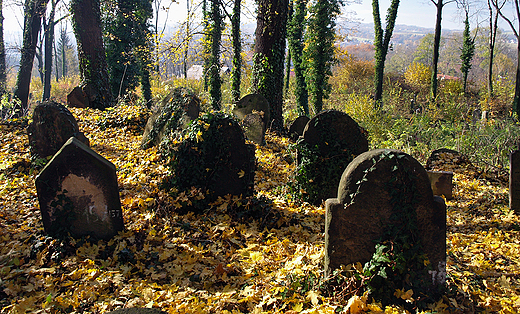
<box><xmin>141</xmin><ymin>87</ymin><xmax>200</xmax><ymax>149</ymax></box>
<box><xmin>510</xmin><ymin>146</ymin><xmax>520</xmax><ymax>214</ymax></box>
<box><xmin>35</xmin><ymin>137</ymin><xmax>124</xmax><ymax>239</ymax></box>
<box><xmin>166</xmin><ymin>112</ymin><xmax>255</xmax><ymax>206</ymax></box>
<box><xmin>288</xmin><ymin>116</ymin><xmax>310</xmax><ymax>141</ymax></box>
<box><xmin>294</xmin><ymin>110</ymin><xmax>368</xmax><ymax>204</ymax></box>
<box><xmin>325</xmin><ymin>149</ymin><xmax>446</xmax><ymax>299</ymax></box>
<box><xmin>28</xmin><ymin>101</ymin><xmax>89</xmax><ymax>160</ymax></box>
<box><xmin>233</xmin><ymin>94</ymin><xmax>270</xmax><ymax>144</ymax></box>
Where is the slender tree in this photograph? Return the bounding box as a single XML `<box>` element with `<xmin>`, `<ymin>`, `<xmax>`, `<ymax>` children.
<box><xmin>288</xmin><ymin>0</ymin><xmax>309</xmax><ymax>116</ymax></box>
<box><xmin>492</xmin><ymin>0</ymin><xmax>520</xmax><ymax>117</ymax></box>
<box><xmin>208</xmin><ymin>0</ymin><xmax>223</xmax><ymax>110</ymax></box>
<box><xmin>460</xmin><ymin>12</ymin><xmax>475</xmax><ymax>93</ymax></box>
<box><xmin>70</xmin><ymin>0</ymin><xmax>113</xmax><ymax>109</ymax></box>
<box><xmin>42</xmin><ymin>0</ymin><xmax>66</xmax><ymax>100</ymax></box>
<box><xmin>251</xmin><ymin>0</ymin><xmax>289</xmax><ymax>130</ymax></box>
<box><xmin>14</xmin><ymin>0</ymin><xmax>49</xmax><ymax>112</ymax></box>
<box><xmin>0</xmin><ymin>0</ymin><xmax>6</xmax><ymax>96</ymax></box>
<box><xmin>230</xmin><ymin>0</ymin><xmax>241</xmax><ymax>102</ymax></box>
<box><xmin>487</xmin><ymin>0</ymin><xmax>505</xmax><ymax>98</ymax></box>
<box><xmin>372</xmin><ymin>0</ymin><xmax>399</xmax><ymax>108</ymax></box>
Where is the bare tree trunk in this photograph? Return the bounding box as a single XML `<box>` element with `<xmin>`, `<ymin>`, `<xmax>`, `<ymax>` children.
<box><xmin>70</xmin><ymin>0</ymin><xmax>113</xmax><ymax>109</ymax></box>
<box><xmin>14</xmin><ymin>0</ymin><xmax>49</xmax><ymax>113</ymax></box>
<box><xmin>42</xmin><ymin>0</ymin><xmax>57</xmax><ymax>101</ymax></box>
<box><xmin>0</xmin><ymin>0</ymin><xmax>6</xmax><ymax>95</ymax></box>
<box><xmin>430</xmin><ymin>0</ymin><xmax>443</xmax><ymax>101</ymax></box>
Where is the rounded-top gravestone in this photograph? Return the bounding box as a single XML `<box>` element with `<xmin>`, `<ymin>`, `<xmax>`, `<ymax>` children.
<box><xmin>425</xmin><ymin>148</ymin><xmax>472</xmax><ymax>170</ymax></box>
<box><xmin>28</xmin><ymin>101</ymin><xmax>89</xmax><ymax>160</ymax></box>
<box><xmin>288</xmin><ymin>116</ymin><xmax>310</xmax><ymax>141</ymax></box>
<box><xmin>325</xmin><ymin>149</ymin><xmax>446</xmax><ymax>300</ymax></box>
<box><xmin>141</xmin><ymin>87</ymin><xmax>200</xmax><ymax>149</ymax></box>
<box><xmin>293</xmin><ymin>110</ymin><xmax>369</xmax><ymax>204</ymax></box>
<box><xmin>166</xmin><ymin>112</ymin><xmax>255</xmax><ymax>207</ymax></box>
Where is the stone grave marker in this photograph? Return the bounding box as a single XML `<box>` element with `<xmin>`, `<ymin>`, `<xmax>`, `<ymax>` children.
<box><xmin>288</xmin><ymin>116</ymin><xmax>310</xmax><ymax>141</ymax></box>
<box><xmin>325</xmin><ymin>149</ymin><xmax>446</xmax><ymax>294</ymax></box>
<box><xmin>167</xmin><ymin>113</ymin><xmax>256</xmax><ymax>205</ymax></box>
<box><xmin>482</xmin><ymin>110</ymin><xmax>489</xmax><ymax>120</ymax></box>
<box><xmin>141</xmin><ymin>87</ymin><xmax>200</xmax><ymax>149</ymax></box>
<box><xmin>28</xmin><ymin>101</ymin><xmax>89</xmax><ymax>160</ymax></box>
<box><xmin>35</xmin><ymin>137</ymin><xmax>124</xmax><ymax>239</ymax></box>
<box><xmin>427</xmin><ymin>170</ymin><xmax>454</xmax><ymax>200</ymax></box>
<box><xmin>472</xmin><ymin>109</ymin><xmax>482</xmax><ymax>125</ymax></box>
<box><xmin>510</xmin><ymin>146</ymin><xmax>520</xmax><ymax>214</ymax></box>
<box><xmin>295</xmin><ymin>110</ymin><xmax>368</xmax><ymax>204</ymax></box>
<box><xmin>425</xmin><ymin>148</ymin><xmax>472</xmax><ymax>170</ymax></box>
<box><xmin>239</xmin><ymin>112</ymin><xmax>265</xmax><ymax>145</ymax></box>
<box><xmin>233</xmin><ymin>94</ymin><xmax>270</xmax><ymax>144</ymax></box>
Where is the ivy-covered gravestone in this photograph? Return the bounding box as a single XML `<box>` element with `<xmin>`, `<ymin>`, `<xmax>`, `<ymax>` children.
<box><xmin>293</xmin><ymin>110</ymin><xmax>368</xmax><ymax>204</ymax></box>
<box><xmin>164</xmin><ymin>112</ymin><xmax>255</xmax><ymax>209</ymax></box>
<box><xmin>35</xmin><ymin>138</ymin><xmax>124</xmax><ymax>239</ymax></box>
<box><xmin>28</xmin><ymin>101</ymin><xmax>89</xmax><ymax>160</ymax></box>
<box><xmin>233</xmin><ymin>94</ymin><xmax>270</xmax><ymax>145</ymax></box>
<box><xmin>325</xmin><ymin>149</ymin><xmax>446</xmax><ymax>304</ymax></box>
<box><xmin>288</xmin><ymin>116</ymin><xmax>310</xmax><ymax>141</ymax></box>
<box><xmin>141</xmin><ymin>87</ymin><xmax>200</xmax><ymax>149</ymax></box>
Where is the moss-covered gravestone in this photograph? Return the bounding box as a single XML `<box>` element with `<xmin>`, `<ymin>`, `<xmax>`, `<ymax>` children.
<box><xmin>165</xmin><ymin>112</ymin><xmax>255</xmax><ymax>208</ymax></box>
<box><xmin>294</xmin><ymin>110</ymin><xmax>368</xmax><ymax>204</ymax></box>
<box><xmin>28</xmin><ymin>101</ymin><xmax>89</xmax><ymax>160</ymax></box>
<box><xmin>35</xmin><ymin>138</ymin><xmax>124</xmax><ymax>239</ymax></box>
<box><xmin>233</xmin><ymin>94</ymin><xmax>270</xmax><ymax>145</ymax></box>
<box><xmin>141</xmin><ymin>87</ymin><xmax>200</xmax><ymax>149</ymax></box>
<box><xmin>288</xmin><ymin>116</ymin><xmax>310</xmax><ymax>141</ymax></box>
<box><xmin>325</xmin><ymin>149</ymin><xmax>446</xmax><ymax>304</ymax></box>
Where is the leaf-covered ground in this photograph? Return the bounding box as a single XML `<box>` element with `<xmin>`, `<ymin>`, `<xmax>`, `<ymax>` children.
<box><xmin>0</xmin><ymin>105</ymin><xmax>519</xmax><ymax>313</ymax></box>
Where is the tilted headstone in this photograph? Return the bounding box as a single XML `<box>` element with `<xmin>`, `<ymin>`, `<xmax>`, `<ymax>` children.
<box><xmin>510</xmin><ymin>147</ymin><xmax>520</xmax><ymax>214</ymax></box>
<box><xmin>295</xmin><ymin>110</ymin><xmax>368</xmax><ymax>204</ymax></box>
<box><xmin>233</xmin><ymin>94</ymin><xmax>270</xmax><ymax>144</ymax></box>
<box><xmin>427</xmin><ymin>170</ymin><xmax>454</xmax><ymax>200</ymax></box>
<box><xmin>239</xmin><ymin>112</ymin><xmax>265</xmax><ymax>145</ymax></box>
<box><xmin>35</xmin><ymin>138</ymin><xmax>124</xmax><ymax>239</ymax></box>
<box><xmin>325</xmin><ymin>149</ymin><xmax>446</xmax><ymax>293</ymax></box>
<box><xmin>141</xmin><ymin>87</ymin><xmax>200</xmax><ymax>149</ymax></box>
<box><xmin>28</xmin><ymin>101</ymin><xmax>89</xmax><ymax>160</ymax></box>
<box><xmin>168</xmin><ymin>113</ymin><xmax>256</xmax><ymax>204</ymax></box>
<box><xmin>288</xmin><ymin>116</ymin><xmax>310</xmax><ymax>141</ymax></box>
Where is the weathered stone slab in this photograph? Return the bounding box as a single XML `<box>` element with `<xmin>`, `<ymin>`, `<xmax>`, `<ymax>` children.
<box><xmin>510</xmin><ymin>148</ymin><xmax>520</xmax><ymax>214</ymax></box>
<box><xmin>294</xmin><ymin>110</ymin><xmax>368</xmax><ymax>204</ymax></box>
<box><xmin>35</xmin><ymin>137</ymin><xmax>124</xmax><ymax>239</ymax></box>
<box><xmin>472</xmin><ymin>109</ymin><xmax>481</xmax><ymax>125</ymax></box>
<box><xmin>425</xmin><ymin>148</ymin><xmax>472</xmax><ymax>170</ymax></box>
<box><xmin>141</xmin><ymin>87</ymin><xmax>200</xmax><ymax>149</ymax></box>
<box><xmin>427</xmin><ymin>170</ymin><xmax>454</xmax><ymax>200</ymax></box>
<box><xmin>67</xmin><ymin>86</ymin><xmax>90</xmax><ymax>108</ymax></box>
<box><xmin>239</xmin><ymin>112</ymin><xmax>265</xmax><ymax>145</ymax></box>
<box><xmin>325</xmin><ymin>149</ymin><xmax>446</xmax><ymax>294</ymax></box>
<box><xmin>233</xmin><ymin>94</ymin><xmax>270</xmax><ymax>144</ymax></box>
<box><xmin>28</xmin><ymin>101</ymin><xmax>89</xmax><ymax>160</ymax></box>
<box><xmin>288</xmin><ymin>116</ymin><xmax>310</xmax><ymax>141</ymax></box>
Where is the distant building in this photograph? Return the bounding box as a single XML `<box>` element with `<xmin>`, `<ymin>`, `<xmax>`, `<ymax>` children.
<box><xmin>186</xmin><ymin>65</ymin><xmax>232</xmax><ymax>80</ymax></box>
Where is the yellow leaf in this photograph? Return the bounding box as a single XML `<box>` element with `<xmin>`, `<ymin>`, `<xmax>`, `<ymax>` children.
<box><xmin>345</xmin><ymin>295</ymin><xmax>366</xmax><ymax>313</ymax></box>
<box><xmin>307</xmin><ymin>290</ymin><xmax>320</xmax><ymax>306</ymax></box>
<box><xmin>238</xmin><ymin>170</ymin><xmax>245</xmax><ymax>178</ymax></box>
<box><xmin>292</xmin><ymin>302</ymin><xmax>303</xmax><ymax>312</ymax></box>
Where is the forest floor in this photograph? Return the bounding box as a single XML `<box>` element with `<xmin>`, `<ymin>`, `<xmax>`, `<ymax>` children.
<box><xmin>0</xmin><ymin>104</ymin><xmax>519</xmax><ymax>313</ymax></box>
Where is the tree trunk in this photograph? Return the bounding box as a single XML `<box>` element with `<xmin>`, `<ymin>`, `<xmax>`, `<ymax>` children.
<box><xmin>430</xmin><ymin>0</ymin><xmax>443</xmax><ymax>101</ymax></box>
<box><xmin>288</xmin><ymin>0</ymin><xmax>308</xmax><ymax>115</ymax></box>
<box><xmin>514</xmin><ymin>39</ymin><xmax>520</xmax><ymax>117</ymax></box>
<box><xmin>251</xmin><ymin>0</ymin><xmax>289</xmax><ymax>131</ymax></box>
<box><xmin>208</xmin><ymin>0</ymin><xmax>222</xmax><ymax>110</ymax></box>
<box><xmin>70</xmin><ymin>0</ymin><xmax>113</xmax><ymax>109</ymax></box>
<box><xmin>14</xmin><ymin>0</ymin><xmax>48</xmax><ymax>113</ymax></box>
<box><xmin>42</xmin><ymin>0</ymin><xmax>56</xmax><ymax>101</ymax></box>
<box><xmin>230</xmin><ymin>0</ymin><xmax>241</xmax><ymax>102</ymax></box>
<box><xmin>0</xmin><ymin>0</ymin><xmax>6</xmax><ymax>95</ymax></box>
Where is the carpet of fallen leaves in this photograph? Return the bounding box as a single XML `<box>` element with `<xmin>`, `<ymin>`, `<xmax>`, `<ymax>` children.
<box><xmin>0</xmin><ymin>104</ymin><xmax>519</xmax><ymax>313</ymax></box>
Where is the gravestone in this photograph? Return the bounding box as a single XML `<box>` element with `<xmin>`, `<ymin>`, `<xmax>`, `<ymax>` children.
<box><xmin>67</xmin><ymin>86</ymin><xmax>90</xmax><ymax>108</ymax></box>
<box><xmin>510</xmin><ymin>147</ymin><xmax>520</xmax><ymax>214</ymax></box>
<box><xmin>233</xmin><ymin>94</ymin><xmax>270</xmax><ymax>144</ymax></box>
<box><xmin>472</xmin><ymin>109</ymin><xmax>482</xmax><ymax>125</ymax></box>
<box><xmin>295</xmin><ymin>110</ymin><xmax>368</xmax><ymax>204</ymax></box>
<box><xmin>35</xmin><ymin>137</ymin><xmax>124</xmax><ymax>239</ymax></box>
<box><xmin>167</xmin><ymin>112</ymin><xmax>255</xmax><ymax>205</ymax></box>
<box><xmin>425</xmin><ymin>148</ymin><xmax>472</xmax><ymax>170</ymax></box>
<box><xmin>239</xmin><ymin>112</ymin><xmax>265</xmax><ymax>145</ymax></box>
<box><xmin>28</xmin><ymin>101</ymin><xmax>89</xmax><ymax>160</ymax></box>
<box><xmin>427</xmin><ymin>170</ymin><xmax>454</xmax><ymax>200</ymax></box>
<box><xmin>325</xmin><ymin>149</ymin><xmax>446</xmax><ymax>295</ymax></box>
<box><xmin>288</xmin><ymin>116</ymin><xmax>310</xmax><ymax>141</ymax></box>
<box><xmin>141</xmin><ymin>87</ymin><xmax>200</xmax><ymax>149</ymax></box>
<box><xmin>482</xmin><ymin>110</ymin><xmax>489</xmax><ymax>120</ymax></box>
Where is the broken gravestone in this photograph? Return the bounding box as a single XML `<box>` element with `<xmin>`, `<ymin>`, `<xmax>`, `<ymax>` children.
<box><xmin>288</xmin><ymin>116</ymin><xmax>310</xmax><ymax>141</ymax></box>
<box><xmin>325</xmin><ymin>149</ymin><xmax>446</xmax><ymax>302</ymax></box>
<box><xmin>510</xmin><ymin>146</ymin><xmax>520</xmax><ymax>214</ymax></box>
<box><xmin>233</xmin><ymin>94</ymin><xmax>270</xmax><ymax>145</ymax></box>
<box><xmin>35</xmin><ymin>137</ymin><xmax>124</xmax><ymax>239</ymax></box>
<box><xmin>165</xmin><ymin>112</ymin><xmax>255</xmax><ymax>208</ymax></box>
<box><xmin>28</xmin><ymin>101</ymin><xmax>89</xmax><ymax>160</ymax></box>
<box><xmin>141</xmin><ymin>87</ymin><xmax>200</xmax><ymax>149</ymax></box>
<box><xmin>294</xmin><ymin>110</ymin><xmax>368</xmax><ymax>204</ymax></box>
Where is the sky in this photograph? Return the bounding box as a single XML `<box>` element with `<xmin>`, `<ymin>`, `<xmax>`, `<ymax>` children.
<box><xmin>2</xmin><ymin>0</ymin><xmax>518</xmax><ymax>42</ymax></box>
